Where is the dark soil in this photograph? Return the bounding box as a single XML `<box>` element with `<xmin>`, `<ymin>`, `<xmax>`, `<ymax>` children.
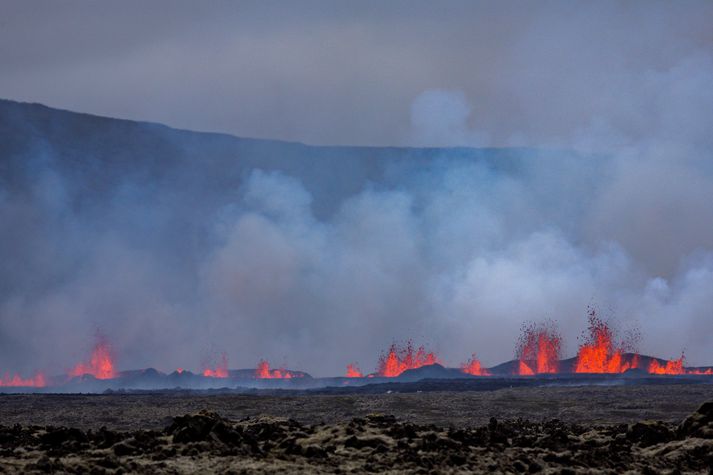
<box><xmin>0</xmin><ymin>384</ymin><xmax>712</xmax><ymax>473</ymax></box>
<box><xmin>1</xmin><ymin>383</ymin><xmax>712</xmax><ymax>431</ymax></box>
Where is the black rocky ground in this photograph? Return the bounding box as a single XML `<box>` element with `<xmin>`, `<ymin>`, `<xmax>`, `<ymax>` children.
<box><xmin>1</xmin><ymin>401</ymin><xmax>712</xmax><ymax>473</ymax></box>
<box><xmin>2</xmin><ymin>384</ymin><xmax>712</xmax><ymax>431</ymax></box>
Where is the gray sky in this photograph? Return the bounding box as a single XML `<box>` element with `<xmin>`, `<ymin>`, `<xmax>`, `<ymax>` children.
<box><xmin>1</xmin><ymin>0</ymin><xmax>712</xmax><ymax>145</ymax></box>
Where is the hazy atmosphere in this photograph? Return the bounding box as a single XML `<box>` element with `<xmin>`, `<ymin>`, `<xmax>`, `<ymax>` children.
<box><xmin>2</xmin><ymin>1</ymin><xmax>712</xmax><ymax>146</ymax></box>
<box><xmin>1</xmin><ymin>1</ymin><xmax>713</xmax><ymax>377</ymax></box>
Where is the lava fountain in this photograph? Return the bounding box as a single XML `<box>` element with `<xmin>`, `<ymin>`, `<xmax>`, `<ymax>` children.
<box><xmin>515</xmin><ymin>320</ymin><xmax>561</xmax><ymax>375</ymax></box>
<box><xmin>574</xmin><ymin>309</ymin><xmax>638</xmax><ymax>374</ymax></box>
<box><xmin>69</xmin><ymin>339</ymin><xmax>117</xmax><ymax>379</ymax></box>
<box><xmin>202</xmin><ymin>353</ymin><xmax>229</xmax><ymax>378</ymax></box>
<box><xmin>345</xmin><ymin>363</ymin><xmax>363</xmax><ymax>377</ymax></box>
<box><xmin>460</xmin><ymin>354</ymin><xmax>490</xmax><ymax>376</ymax></box>
<box><xmin>376</xmin><ymin>341</ymin><xmax>440</xmax><ymax>377</ymax></box>
<box><xmin>649</xmin><ymin>356</ymin><xmax>685</xmax><ymax>375</ymax></box>
<box><xmin>648</xmin><ymin>354</ymin><xmax>713</xmax><ymax>375</ymax></box>
<box><xmin>255</xmin><ymin>360</ymin><xmax>299</xmax><ymax>379</ymax></box>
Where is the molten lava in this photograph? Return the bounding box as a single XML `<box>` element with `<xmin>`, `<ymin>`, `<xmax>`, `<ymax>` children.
<box><xmin>460</xmin><ymin>354</ymin><xmax>490</xmax><ymax>376</ymax></box>
<box><xmin>687</xmin><ymin>367</ymin><xmax>713</xmax><ymax>375</ymax></box>
<box><xmin>345</xmin><ymin>363</ymin><xmax>363</xmax><ymax>378</ymax></box>
<box><xmin>515</xmin><ymin>321</ymin><xmax>561</xmax><ymax>374</ymax></box>
<box><xmin>574</xmin><ymin>310</ymin><xmax>639</xmax><ymax>374</ymax></box>
<box><xmin>517</xmin><ymin>360</ymin><xmax>535</xmax><ymax>376</ymax></box>
<box><xmin>202</xmin><ymin>354</ymin><xmax>229</xmax><ymax>378</ymax></box>
<box><xmin>255</xmin><ymin>359</ymin><xmax>300</xmax><ymax>379</ymax></box>
<box><xmin>0</xmin><ymin>372</ymin><xmax>46</xmax><ymax>387</ymax></box>
<box><xmin>4</xmin><ymin>307</ymin><xmax>713</xmax><ymax>388</ymax></box>
<box><xmin>376</xmin><ymin>341</ymin><xmax>440</xmax><ymax>377</ymax></box>
<box><xmin>649</xmin><ymin>356</ymin><xmax>685</xmax><ymax>375</ymax></box>
<box><xmin>69</xmin><ymin>340</ymin><xmax>117</xmax><ymax>379</ymax></box>
<box><xmin>647</xmin><ymin>354</ymin><xmax>713</xmax><ymax>375</ymax></box>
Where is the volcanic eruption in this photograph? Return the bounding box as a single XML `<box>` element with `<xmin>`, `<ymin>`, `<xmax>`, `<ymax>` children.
<box><xmin>255</xmin><ymin>360</ymin><xmax>301</xmax><ymax>379</ymax></box>
<box><xmin>0</xmin><ymin>372</ymin><xmax>46</xmax><ymax>388</ymax></box>
<box><xmin>1</xmin><ymin>308</ymin><xmax>712</xmax><ymax>392</ymax></box>
<box><xmin>68</xmin><ymin>339</ymin><xmax>117</xmax><ymax>380</ymax></box>
<box><xmin>573</xmin><ymin>309</ymin><xmax>639</xmax><ymax>374</ymax></box>
<box><xmin>515</xmin><ymin>320</ymin><xmax>561</xmax><ymax>375</ymax></box>
<box><xmin>648</xmin><ymin>354</ymin><xmax>713</xmax><ymax>375</ymax></box>
<box><xmin>460</xmin><ymin>354</ymin><xmax>489</xmax><ymax>376</ymax></box>
<box><xmin>202</xmin><ymin>353</ymin><xmax>229</xmax><ymax>378</ymax></box>
<box><xmin>345</xmin><ymin>363</ymin><xmax>363</xmax><ymax>377</ymax></box>
<box><xmin>376</xmin><ymin>341</ymin><xmax>440</xmax><ymax>377</ymax></box>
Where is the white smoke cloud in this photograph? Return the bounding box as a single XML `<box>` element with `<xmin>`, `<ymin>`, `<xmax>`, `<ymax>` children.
<box><xmin>2</xmin><ymin>4</ymin><xmax>713</xmax><ymax>378</ymax></box>
<box><xmin>409</xmin><ymin>90</ymin><xmax>489</xmax><ymax>147</ymax></box>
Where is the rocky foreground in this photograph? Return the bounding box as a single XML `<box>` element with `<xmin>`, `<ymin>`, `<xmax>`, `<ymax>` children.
<box><xmin>0</xmin><ymin>402</ymin><xmax>712</xmax><ymax>473</ymax></box>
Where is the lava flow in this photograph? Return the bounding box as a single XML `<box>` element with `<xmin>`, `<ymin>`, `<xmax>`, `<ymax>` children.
<box><xmin>648</xmin><ymin>355</ymin><xmax>713</xmax><ymax>375</ymax></box>
<box><xmin>516</xmin><ymin>360</ymin><xmax>535</xmax><ymax>375</ymax></box>
<box><xmin>515</xmin><ymin>321</ymin><xmax>561</xmax><ymax>375</ymax></box>
<box><xmin>5</xmin><ymin>307</ymin><xmax>713</xmax><ymax>389</ymax></box>
<box><xmin>0</xmin><ymin>372</ymin><xmax>46</xmax><ymax>387</ymax></box>
<box><xmin>574</xmin><ymin>310</ymin><xmax>639</xmax><ymax>374</ymax></box>
<box><xmin>460</xmin><ymin>354</ymin><xmax>489</xmax><ymax>376</ymax></box>
<box><xmin>377</xmin><ymin>341</ymin><xmax>440</xmax><ymax>377</ymax></box>
<box><xmin>202</xmin><ymin>354</ymin><xmax>229</xmax><ymax>378</ymax></box>
<box><xmin>345</xmin><ymin>363</ymin><xmax>363</xmax><ymax>377</ymax></box>
<box><xmin>255</xmin><ymin>360</ymin><xmax>299</xmax><ymax>379</ymax></box>
<box><xmin>686</xmin><ymin>367</ymin><xmax>713</xmax><ymax>375</ymax></box>
<box><xmin>649</xmin><ymin>356</ymin><xmax>685</xmax><ymax>375</ymax></box>
<box><xmin>69</xmin><ymin>340</ymin><xmax>117</xmax><ymax>379</ymax></box>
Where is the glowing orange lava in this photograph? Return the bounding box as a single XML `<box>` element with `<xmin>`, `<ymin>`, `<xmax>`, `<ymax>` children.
<box><xmin>69</xmin><ymin>340</ymin><xmax>117</xmax><ymax>379</ymax></box>
<box><xmin>345</xmin><ymin>363</ymin><xmax>363</xmax><ymax>377</ymax></box>
<box><xmin>0</xmin><ymin>371</ymin><xmax>46</xmax><ymax>387</ymax></box>
<box><xmin>686</xmin><ymin>368</ymin><xmax>713</xmax><ymax>375</ymax></box>
<box><xmin>574</xmin><ymin>311</ymin><xmax>639</xmax><ymax>374</ymax></box>
<box><xmin>376</xmin><ymin>341</ymin><xmax>440</xmax><ymax>377</ymax></box>
<box><xmin>517</xmin><ymin>360</ymin><xmax>535</xmax><ymax>375</ymax></box>
<box><xmin>203</xmin><ymin>354</ymin><xmax>229</xmax><ymax>378</ymax></box>
<box><xmin>647</xmin><ymin>354</ymin><xmax>713</xmax><ymax>375</ymax></box>
<box><xmin>649</xmin><ymin>356</ymin><xmax>685</xmax><ymax>375</ymax></box>
<box><xmin>516</xmin><ymin>321</ymin><xmax>561</xmax><ymax>374</ymax></box>
<box><xmin>255</xmin><ymin>359</ymin><xmax>299</xmax><ymax>379</ymax></box>
<box><xmin>460</xmin><ymin>354</ymin><xmax>490</xmax><ymax>376</ymax></box>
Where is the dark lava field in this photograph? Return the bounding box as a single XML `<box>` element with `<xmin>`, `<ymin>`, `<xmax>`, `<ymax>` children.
<box><xmin>0</xmin><ymin>384</ymin><xmax>712</xmax><ymax>473</ymax></box>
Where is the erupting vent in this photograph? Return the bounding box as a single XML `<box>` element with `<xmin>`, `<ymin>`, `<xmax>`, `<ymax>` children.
<box><xmin>345</xmin><ymin>363</ymin><xmax>363</xmax><ymax>377</ymax></box>
<box><xmin>255</xmin><ymin>360</ymin><xmax>300</xmax><ymax>379</ymax></box>
<box><xmin>202</xmin><ymin>354</ymin><xmax>229</xmax><ymax>378</ymax></box>
<box><xmin>69</xmin><ymin>340</ymin><xmax>117</xmax><ymax>380</ymax></box>
<box><xmin>2</xmin><ymin>309</ymin><xmax>712</xmax><ymax>389</ymax></box>
<box><xmin>0</xmin><ymin>372</ymin><xmax>46</xmax><ymax>387</ymax></box>
<box><xmin>460</xmin><ymin>354</ymin><xmax>489</xmax><ymax>376</ymax></box>
<box><xmin>648</xmin><ymin>354</ymin><xmax>713</xmax><ymax>375</ymax></box>
<box><xmin>574</xmin><ymin>310</ymin><xmax>638</xmax><ymax>374</ymax></box>
<box><xmin>515</xmin><ymin>321</ymin><xmax>561</xmax><ymax>375</ymax></box>
<box><xmin>376</xmin><ymin>341</ymin><xmax>440</xmax><ymax>377</ymax></box>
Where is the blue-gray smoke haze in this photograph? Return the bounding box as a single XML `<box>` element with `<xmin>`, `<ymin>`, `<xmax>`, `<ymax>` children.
<box><xmin>0</xmin><ymin>1</ymin><xmax>712</xmax><ymax>376</ymax></box>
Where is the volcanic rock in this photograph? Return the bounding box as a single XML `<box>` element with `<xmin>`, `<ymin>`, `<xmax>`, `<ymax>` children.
<box><xmin>2</xmin><ymin>399</ymin><xmax>713</xmax><ymax>473</ymax></box>
<box><xmin>166</xmin><ymin>409</ymin><xmax>246</xmax><ymax>450</ymax></box>
<box><xmin>627</xmin><ymin>421</ymin><xmax>674</xmax><ymax>446</ymax></box>
<box><xmin>39</xmin><ymin>426</ymin><xmax>87</xmax><ymax>450</ymax></box>
<box><xmin>679</xmin><ymin>401</ymin><xmax>713</xmax><ymax>438</ymax></box>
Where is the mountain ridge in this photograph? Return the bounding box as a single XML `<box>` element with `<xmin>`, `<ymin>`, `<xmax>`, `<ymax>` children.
<box><xmin>0</xmin><ymin>97</ymin><xmax>537</xmax><ymax>152</ymax></box>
